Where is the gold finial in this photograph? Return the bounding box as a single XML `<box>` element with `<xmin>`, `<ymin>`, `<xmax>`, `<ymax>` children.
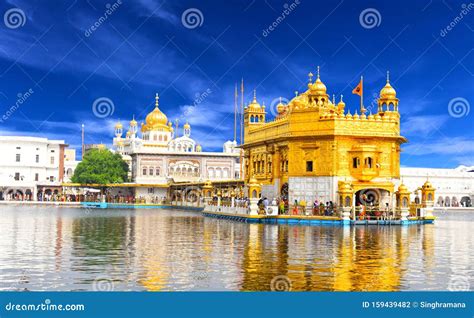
<box><xmin>317</xmin><ymin>66</ymin><xmax>320</xmax><ymax>79</ymax></box>
<box><xmin>155</xmin><ymin>93</ymin><xmax>159</xmax><ymax>108</ymax></box>
<box><xmin>386</xmin><ymin>71</ymin><xmax>390</xmax><ymax>83</ymax></box>
<box><xmin>308</xmin><ymin>72</ymin><xmax>313</xmax><ymax>83</ymax></box>
<box><xmin>253</xmin><ymin>89</ymin><xmax>257</xmax><ymax>101</ymax></box>
<box><xmin>332</xmin><ymin>94</ymin><xmax>336</xmax><ymax>104</ymax></box>
<box><xmin>279</xmin><ymin>96</ymin><xmax>282</xmax><ymax>103</ymax></box>
<box><xmin>295</xmin><ymin>91</ymin><xmax>298</xmax><ymax>97</ymax></box>
<box><xmin>340</xmin><ymin>94</ymin><xmax>344</xmax><ymax>102</ymax></box>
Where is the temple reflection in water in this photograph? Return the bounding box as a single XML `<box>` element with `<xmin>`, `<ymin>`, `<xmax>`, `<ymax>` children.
<box><xmin>1</xmin><ymin>207</ymin><xmax>469</xmax><ymax>292</ymax></box>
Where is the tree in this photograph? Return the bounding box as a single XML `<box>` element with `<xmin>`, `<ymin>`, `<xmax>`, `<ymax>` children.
<box><xmin>71</xmin><ymin>149</ymin><xmax>129</xmax><ymax>184</ymax></box>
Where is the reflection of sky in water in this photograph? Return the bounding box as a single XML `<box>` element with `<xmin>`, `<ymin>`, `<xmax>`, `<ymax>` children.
<box><xmin>0</xmin><ymin>207</ymin><xmax>472</xmax><ymax>291</ymax></box>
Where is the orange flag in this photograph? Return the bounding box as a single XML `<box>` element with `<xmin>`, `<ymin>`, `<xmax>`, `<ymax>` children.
<box><xmin>352</xmin><ymin>79</ymin><xmax>363</xmax><ymax>96</ymax></box>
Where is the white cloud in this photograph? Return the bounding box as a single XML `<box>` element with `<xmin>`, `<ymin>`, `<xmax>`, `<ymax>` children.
<box><xmin>403</xmin><ymin>136</ymin><xmax>474</xmax><ymax>156</ymax></box>
<box><xmin>401</xmin><ymin>115</ymin><xmax>449</xmax><ymax>137</ymax></box>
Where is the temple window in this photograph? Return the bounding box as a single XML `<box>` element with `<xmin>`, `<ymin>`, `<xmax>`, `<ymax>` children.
<box><xmin>306</xmin><ymin>161</ymin><xmax>313</xmax><ymax>172</ymax></box>
<box><xmin>364</xmin><ymin>157</ymin><xmax>373</xmax><ymax>168</ymax></box>
<box><xmin>156</xmin><ymin>168</ymin><xmax>160</xmax><ymax>176</ymax></box>
<box><xmin>352</xmin><ymin>157</ymin><xmax>360</xmax><ymax>168</ymax></box>
<box><xmin>142</xmin><ymin>167</ymin><xmax>147</xmax><ymax>176</ymax></box>
<box><xmin>344</xmin><ymin>196</ymin><xmax>351</xmax><ymax>207</ymax></box>
<box><xmin>149</xmin><ymin>168</ymin><xmax>154</xmax><ymax>176</ymax></box>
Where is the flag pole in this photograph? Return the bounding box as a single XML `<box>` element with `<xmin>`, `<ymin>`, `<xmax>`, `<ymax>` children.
<box><xmin>234</xmin><ymin>83</ymin><xmax>237</xmax><ymax>142</ymax></box>
<box><xmin>360</xmin><ymin>76</ymin><xmax>364</xmax><ymax>114</ymax></box>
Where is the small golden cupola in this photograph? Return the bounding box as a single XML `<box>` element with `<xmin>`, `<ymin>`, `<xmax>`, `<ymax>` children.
<box><xmin>309</xmin><ymin>66</ymin><xmax>330</xmax><ymax>107</ymax></box>
<box><xmin>337</xmin><ymin>95</ymin><xmax>346</xmax><ymax>113</ymax></box>
<box><xmin>114</xmin><ymin>120</ymin><xmax>123</xmax><ymax>137</ymax></box>
<box><xmin>129</xmin><ymin>115</ymin><xmax>138</xmax><ymax>135</ymax></box>
<box><xmin>276</xmin><ymin>97</ymin><xmax>286</xmax><ymax>114</ymax></box>
<box><xmin>378</xmin><ymin>71</ymin><xmax>399</xmax><ymax>113</ymax></box>
<box><xmin>244</xmin><ymin>90</ymin><xmax>266</xmax><ymax>125</ymax></box>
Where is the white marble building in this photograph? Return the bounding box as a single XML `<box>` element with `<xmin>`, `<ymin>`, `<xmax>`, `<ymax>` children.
<box><xmin>0</xmin><ymin>136</ymin><xmax>76</xmax><ymax>200</ymax></box>
<box><xmin>400</xmin><ymin>166</ymin><xmax>474</xmax><ymax>207</ymax></box>
<box><xmin>111</xmin><ymin>94</ymin><xmax>240</xmax><ymax>202</ymax></box>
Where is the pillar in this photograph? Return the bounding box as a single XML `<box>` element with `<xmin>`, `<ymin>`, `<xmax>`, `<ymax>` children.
<box><xmin>247</xmin><ymin>176</ymin><xmax>261</xmax><ymax>215</ymax></box>
<box><xmin>421</xmin><ymin>180</ymin><xmax>435</xmax><ymax>219</ymax></box>
<box><xmin>396</xmin><ymin>183</ymin><xmax>410</xmax><ymax>222</ymax></box>
<box><xmin>337</xmin><ymin>181</ymin><xmax>353</xmax><ymax>224</ymax></box>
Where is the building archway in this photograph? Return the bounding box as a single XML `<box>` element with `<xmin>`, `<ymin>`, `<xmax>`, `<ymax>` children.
<box><xmin>445</xmin><ymin>196</ymin><xmax>450</xmax><ymax>207</ymax></box>
<box><xmin>460</xmin><ymin>196</ymin><xmax>472</xmax><ymax>207</ymax></box>
<box><xmin>355</xmin><ymin>188</ymin><xmax>391</xmax><ymax>208</ymax></box>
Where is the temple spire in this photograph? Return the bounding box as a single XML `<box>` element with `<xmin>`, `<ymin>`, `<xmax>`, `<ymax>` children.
<box><xmin>155</xmin><ymin>93</ymin><xmax>159</xmax><ymax>108</ymax></box>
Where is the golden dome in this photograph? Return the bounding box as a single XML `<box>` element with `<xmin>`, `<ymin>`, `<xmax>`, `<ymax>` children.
<box><xmin>311</xmin><ymin>78</ymin><xmax>327</xmax><ymax>94</ymax></box>
<box><xmin>398</xmin><ymin>183</ymin><xmax>408</xmax><ymax>192</ymax></box>
<box><xmin>117</xmin><ymin>140</ymin><xmax>124</xmax><ymax>147</ymax></box>
<box><xmin>130</xmin><ymin>116</ymin><xmax>137</xmax><ymax>127</ymax></box>
<box><xmin>310</xmin><ymin>67</ymin><xmax>327</xmax><ymax>95</ymax></box>
<box><xmin>339</xmin><ymin>182</ymin><xmax>352</xmax><ymax>192</ymax></box>
<box><xmin>337</xmin><ymin>95</ymin><xmax>345</xmax><ymax>109</ymax></box>
<box><xmin>114</xmin><ymin>121</ymin><xmax>123</xmax><ymax>129</ymax></box>
<box><xmin>248</xmin><ymin>90</ymin><xmax>261</xmax><ymax>110</ymax></box>
<box><xmin>422</xmin><ymin>180</ymin><xmax>433</xmax><ymax>189</ymax></box>
<box><xmin>196</xmin><ymin>144</ymin><xmax>202</xmax><ymax>152</ymax></box>
<box><xmin>276</xmin><ymin>97</ymin><xmax>286</xmax><ymax>113</ymax></box>
<box><xmin>380</xmin><ymin>72</ymin><xmax>397</xmax><ymax>99</ymax></box>
<box><xmin>145</xmin><ymin>93</ymin><xmax>169</xmax><ymax>130</ymax></box>
<box><xmin>126</xmin><ymin>131</ymin><xmax>131</xmax><ymax>137</ymax></box>
<box><xmin>183</xmin><ymin>121</ymin><xmax>191</xmax><ymax>129</ymax></box>
<box><xmin>248</xmin><ymin>176</ymin><xmax>259</xmax><ymax>186</ymax></box>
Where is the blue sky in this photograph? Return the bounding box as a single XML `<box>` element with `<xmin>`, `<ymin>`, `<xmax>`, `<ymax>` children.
<box><xmin>0</xmin><ymin>0</ymin><xmax>472</xmax><ymax>167</ymax></box>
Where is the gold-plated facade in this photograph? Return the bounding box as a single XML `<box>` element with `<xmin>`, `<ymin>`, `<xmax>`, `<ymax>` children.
<box><xmin>242</xmin><ymin>69</ymin><xmax>406</xmax><ymax>203</ymax></box>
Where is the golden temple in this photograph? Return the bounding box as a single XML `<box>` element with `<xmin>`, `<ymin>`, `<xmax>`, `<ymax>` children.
<box><xmin>242</xmin><ymin>67</ymin><xmax>407</xmax><ymax>208</ymax></box>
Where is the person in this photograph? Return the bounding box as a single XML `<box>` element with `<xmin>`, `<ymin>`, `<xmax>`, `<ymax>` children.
<box><xmin>313</xmin><ymin>199</ymin><xmax>319</xmax><ymax>215</ymax></box>
<box><xmin>279</xmin><ymin>200</ymin><xmax>285</xmax><ymax>215</ymax></box>
<box><xmin>359</xmin><ymin>203</ymin><xmax>366</xmax><ymax>220</ymax></box>
<box><xmin>383</xmin><ymin>203</ymin><xmax>390</xmax><ymax>221</ymax></box>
